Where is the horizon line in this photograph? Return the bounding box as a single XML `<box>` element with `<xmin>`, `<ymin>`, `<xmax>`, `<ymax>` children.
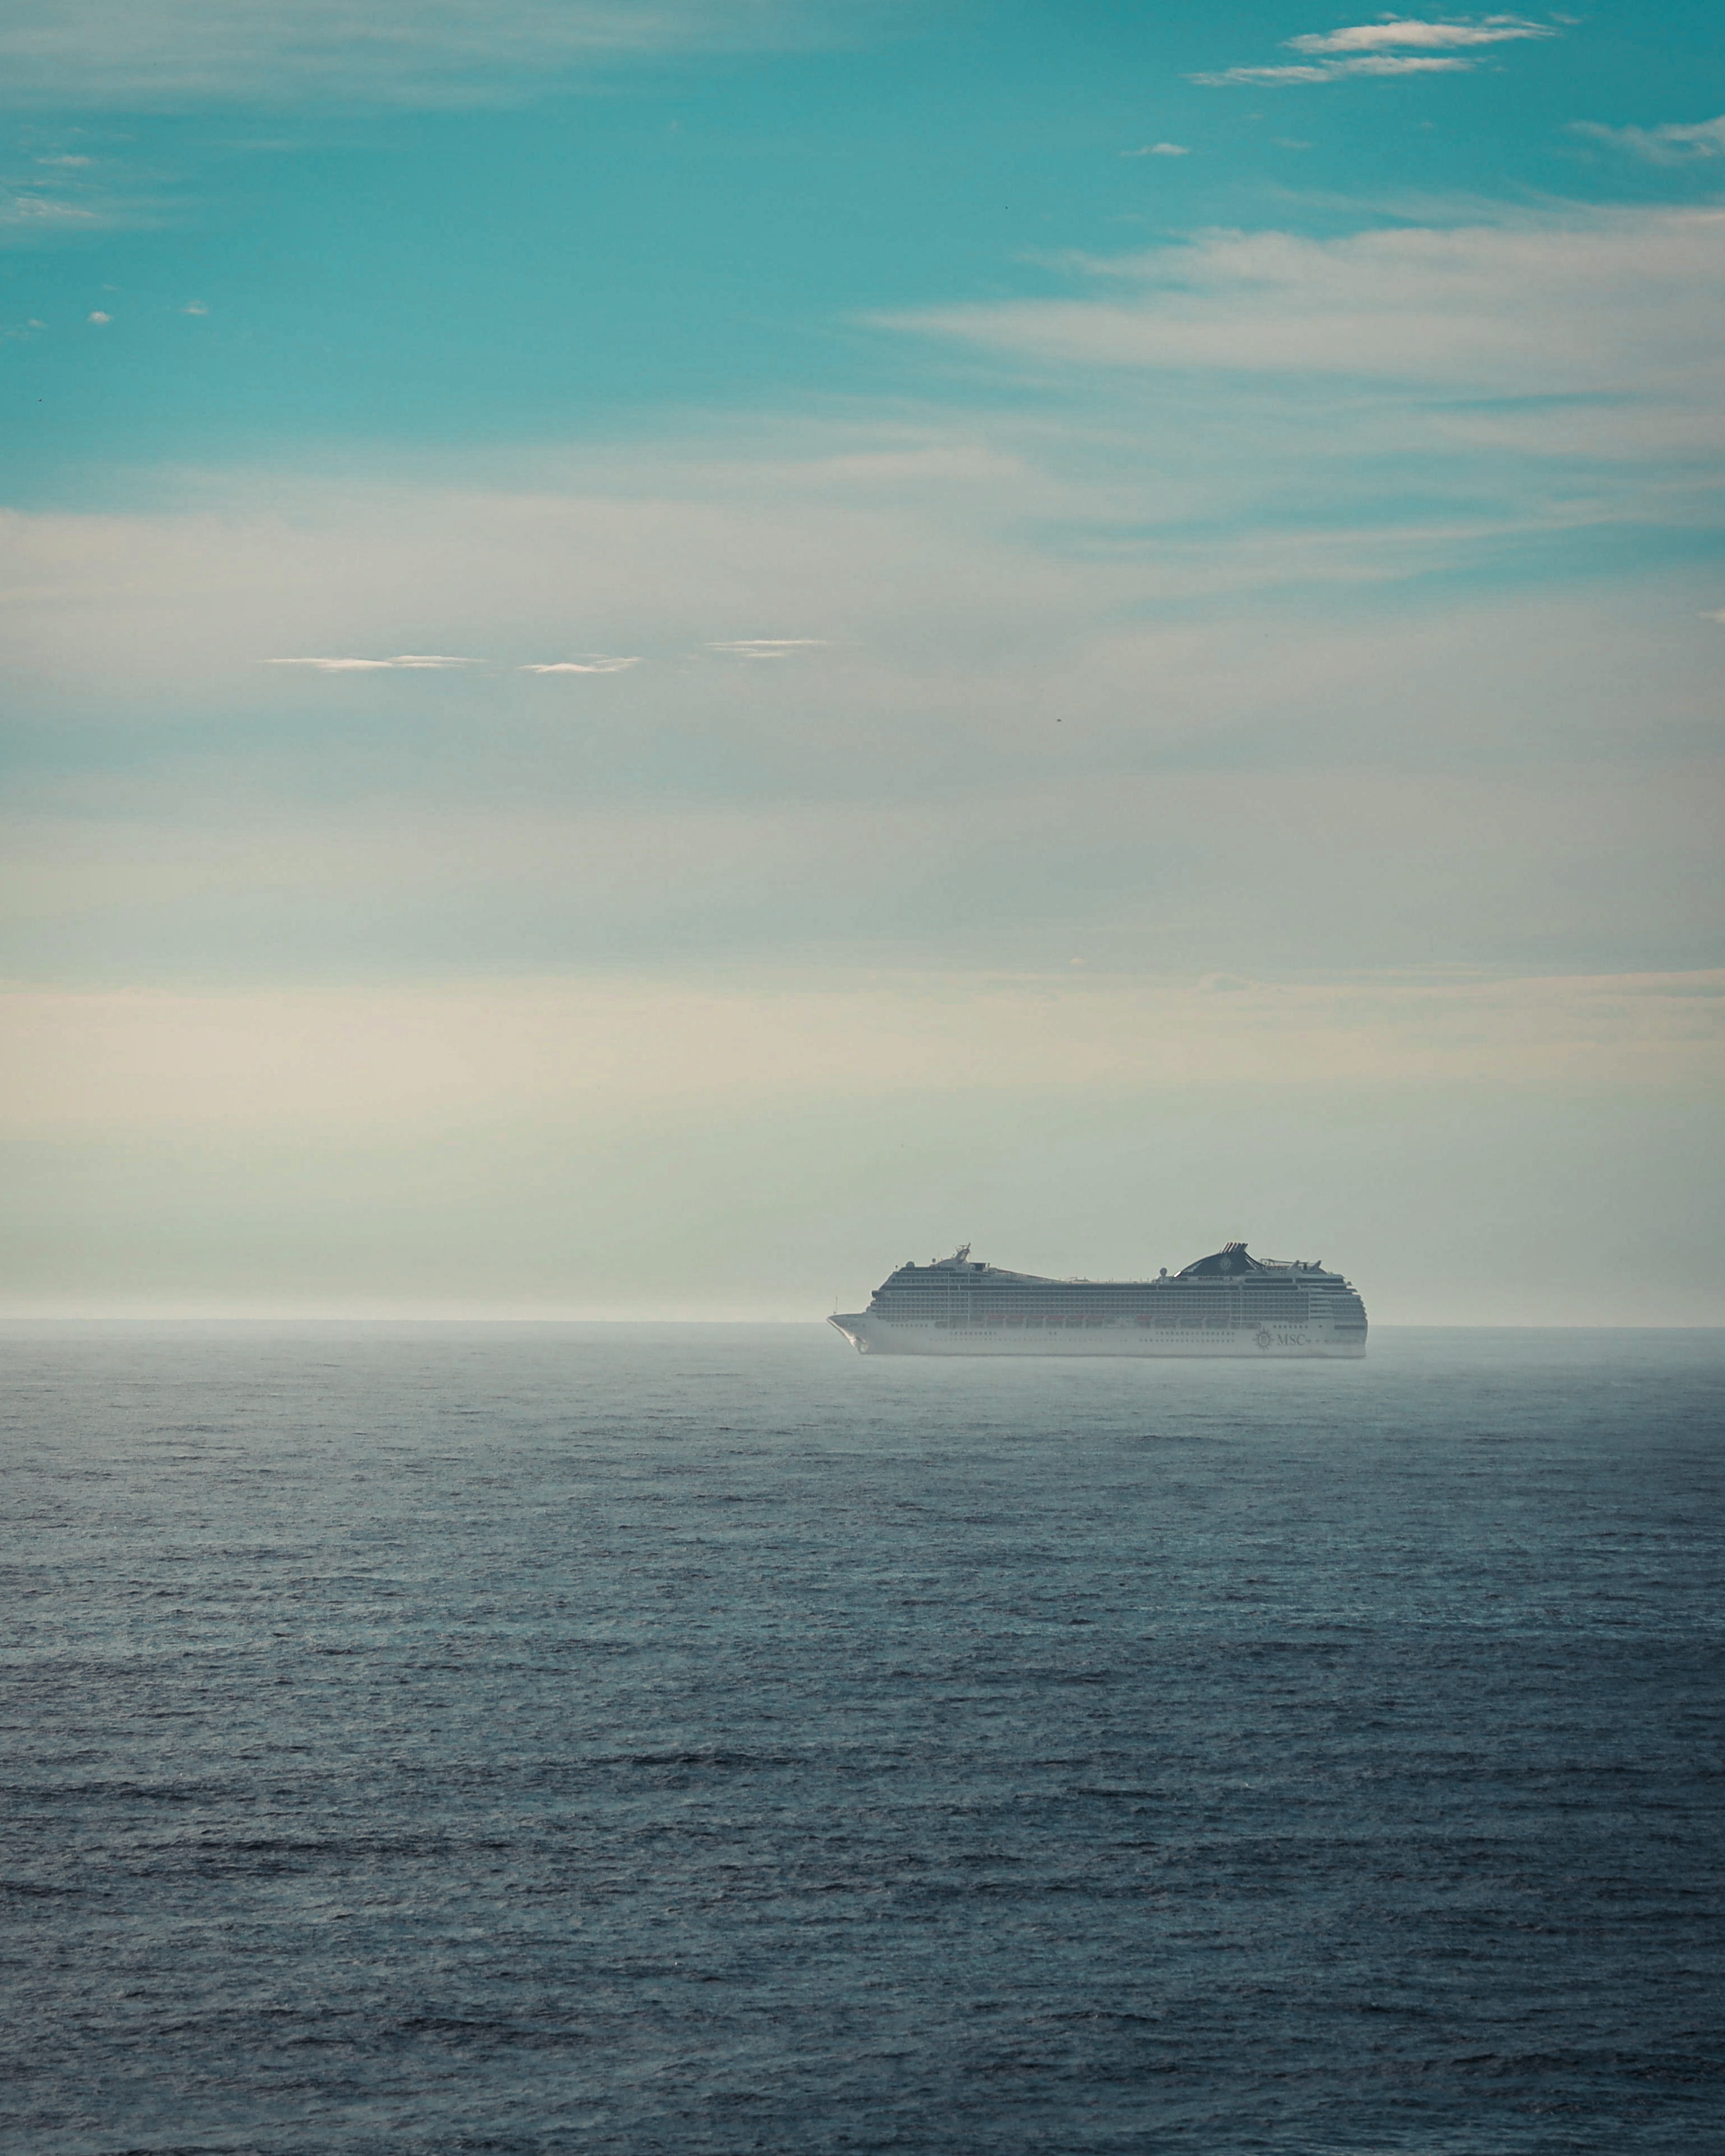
<box><xmin>1</xmin><ymin>1313</ymin><xmax>1719</xmax><ymax>1332</ymax></box>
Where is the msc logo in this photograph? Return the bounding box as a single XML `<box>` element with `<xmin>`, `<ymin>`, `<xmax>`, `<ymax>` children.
<box><xmin>1255</xmin><ymin>1329</ymin><xmax>1273</xmax><ymax>1349</ymax></box>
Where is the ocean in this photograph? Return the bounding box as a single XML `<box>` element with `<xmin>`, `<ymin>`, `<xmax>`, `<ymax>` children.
<box><xmin>3</xmin><ymin>1323</ymin><xmax>1721</xmax><ymax>2154</ymax></box>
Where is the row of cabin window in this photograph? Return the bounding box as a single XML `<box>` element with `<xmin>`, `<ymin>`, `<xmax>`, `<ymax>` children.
<box><xmin>881</xmin><ymin>1290</ymin><xmax>1311</xmax><ymax>1305</ymax></box>
<box><xmin>935</xmin><ymin>1302</ymin><xmax>1251</xmax><ymax>1319</ymax></box>
<box><xmin>882</xmin><ymin>1300</ymin><xmax>1312</xmax><ymax>1319</ymax></box>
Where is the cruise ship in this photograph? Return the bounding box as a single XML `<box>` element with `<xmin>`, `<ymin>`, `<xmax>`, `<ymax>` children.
<box><xmin>830</xmin><ymin>1243</ymin><xmax>1366</xmax><ymax>1358</ymax></box>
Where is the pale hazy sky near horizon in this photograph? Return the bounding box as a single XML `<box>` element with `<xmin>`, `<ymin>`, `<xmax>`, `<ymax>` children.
<box><xmin>2</xmin><ymin>1</ymin><xmax>1722</xmax><ymax>1323</ymax></box>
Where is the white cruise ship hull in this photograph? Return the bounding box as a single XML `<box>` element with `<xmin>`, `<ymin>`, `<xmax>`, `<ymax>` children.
<box><xmin>829</xmin><ymin>1314</ymin><xmax>1364</xmax><ymax>1359</ymax></box>
<box><xmin>831</xmin><ymin>1242</ymin><xmax>1368</xmax><ymax>1360</ymax></box>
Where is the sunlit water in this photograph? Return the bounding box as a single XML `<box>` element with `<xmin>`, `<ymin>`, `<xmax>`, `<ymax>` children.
<box><xmin>4</xmin><ymin>1324</ymin><xmax>1721</xmax><ymax>2155</ymax></box>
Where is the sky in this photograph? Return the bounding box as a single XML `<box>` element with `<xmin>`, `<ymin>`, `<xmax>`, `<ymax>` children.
<box><xmin>2</xmin><ymin>0</ymin><xmax>1722</xmax><ymax>1322</ymax></box>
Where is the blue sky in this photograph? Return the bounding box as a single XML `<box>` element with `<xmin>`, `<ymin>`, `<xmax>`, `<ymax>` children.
<box><xmin>6</xmin><ymin>3</ymin><xmax>1725</xmax><ymax>488</ymax></box>
<box><xmin>3</xmin><ymin>2</ymin><xmax>1723</xmax><ymax>1317</ymax></box>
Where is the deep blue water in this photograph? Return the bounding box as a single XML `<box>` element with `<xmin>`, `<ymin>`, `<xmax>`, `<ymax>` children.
<box><xmin>3</xmin><ymin>1324</ymin><xmax>1722</xmax><ymax>2155</ymax></box>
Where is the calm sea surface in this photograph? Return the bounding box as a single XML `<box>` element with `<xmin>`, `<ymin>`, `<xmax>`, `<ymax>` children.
<box><xmin>3</xmin><ymin>1324</ymin><xmax>1722</xmax><ymax>2155</ymax></box>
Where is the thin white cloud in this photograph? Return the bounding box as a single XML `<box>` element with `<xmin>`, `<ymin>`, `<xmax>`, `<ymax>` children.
<box><xmin>1122</xmin><ymin>142</ymin><xmax>1189</xmax><ymax>157</ymax></box>
<box><xmin>3</xmin><ymin>193</ymin><xmax>98</xmax><ymax>228</ymax></box>
<box><xmin>1196</xmin><ymin>14</ymin><xmax>1557</xmax><ymax>87</ymax></box>
<box><xmin>521</xmin><ymin>655</ymin><xmax>642</xmax><ymax>673</ymax></box>
<box><xmin>0</xmin><ymin>0</ymin><xmax>880</xmax><ymax>110</ymax></box>
<box><xmin>1195</xmin><ymin>55</ymin><xmax>1475</xmax><ymax>85</ymax></box>
<box><xmin>268</xmin><ymin>653</ymin><xmax>481</xmax><ymax>671</ymax></box>
<box><xmin>87</xmin><ymin>307</ymin><xmax>110</xmax><ymax>323</ymax></box>
<box><xmin>1573</xmin><ymin>115</ymin><xmax>1725</xmax><ymax>165</ymax></box>
<box><xmin>1335</xmin><ymin>52</ymin><xmax>1486</xmax><ymax>71</ymax></box>
<box><xmin>705</xmin><ymin>638</ymin><xmax>828</xmax><ymax>658</ymax></box>
<box><xmin>1192</xmin><ymin>64</ymin><xmax>1331</xmax><ymax>87</ymax></box>
<box><xmin>269</xmin><ymin>658</ymin><xmax>399</xmax><ymax>671</ymax></box>
<box><xmin>183</xmin><ymin>298</ymin><xmax>208</xmax><ymax>314</ymax></box>
<box><xmin>1289</xmin><ymin>17</ymin><xmax>1555</xmax><ymax>55</ymax></box>
<box><xmin>885</xmin><ymin>207</ymin><xmax>1725</xmax><ymax>405</ymax></box>
<box><xmin>1</xmin><ymin>181</ymin><xmax>178</xmax><ymax>243</ymax></box>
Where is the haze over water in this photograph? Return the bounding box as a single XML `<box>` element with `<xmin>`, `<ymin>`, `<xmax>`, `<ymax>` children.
<box><xmin>6</xmin><ymin>1322</ymin><xmax>1721</xmax><ymax>2154</ymax></box>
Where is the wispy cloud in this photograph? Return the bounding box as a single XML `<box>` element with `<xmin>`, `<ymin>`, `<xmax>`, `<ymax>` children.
<box><xmin>268</xmin><ymin>653</ymin><xmax>481</xmax><ymax>671</ymax></box>
<box><xmin>1</xmin><ymin>177</ymin><xmax>178</xmax><ymax>244</ymax></box>
<box><xmin>1196</xmin><ymin>57</ymin><xmax>1473</xmax><ymax>84</ymax></box>
<box><xmin>0</xmin><ymin>0</ymin><xmax>879</xmax><ymax>110</ymax></box>
<box><xmin>3</xmin><ymin>193</ymin><xmax>99</xmax><ymax>229</ymax></box>
<box><xmin>1288</xmin><ymin>16</ymin><xmax>1555</xmax><ymax>55</ymax></box>
<box><xmin>521</xmin><ymin>655</ymin><xmax>642</xmax><ymax>673</ymax></box>
<box><xmin>1122</xmin><ymin>142</ymin><xmax>1189</xmax><ymax>158</ymax></box>
<box><xmin>705</xmin><ymin>638</ymin><xmax>828</xmax><ymax>658</ymax></box>
<box><xmin>1573</xmin><ymin>114</ymin><xmax>1725</xmax><ymax>165</ymax></box>
<box><xmin>885</xmin><ymin>207</ymin><xmax>1725</xmax><ymax>406</ymax></box>
<box><xmin>1195</xmin><ymin>14</ymin><xmax>1558</xmax><ymax>88</ymax></box>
